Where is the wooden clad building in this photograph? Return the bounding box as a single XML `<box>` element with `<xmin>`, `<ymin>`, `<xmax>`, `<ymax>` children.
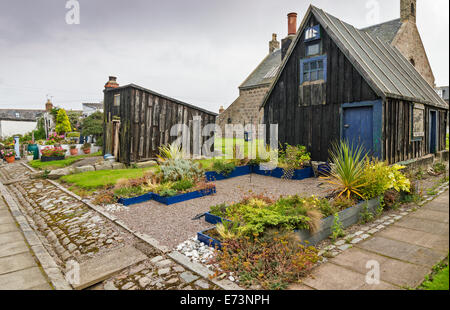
<box><xmin>103</xmin><ymin>77</ymin><xmax>217</xmax><ymax>164</ymax></box>
<box><xmin>261</xmin><ymin>6</ymin><xmax>449</xmax><ymax>164</ymax></box>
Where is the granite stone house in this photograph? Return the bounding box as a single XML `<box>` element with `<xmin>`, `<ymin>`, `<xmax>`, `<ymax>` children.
<box><xmin>261</xmin><ymin>5</ymin><xmax>448</xmax><ymax>164</ymax></box>
<box><xmin>218</xmin><ymin>0</ymin><xmax>439</xmax><ymax>138</ymax></box>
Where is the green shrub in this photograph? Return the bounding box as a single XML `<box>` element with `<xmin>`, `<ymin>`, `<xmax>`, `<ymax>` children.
<box><xmin>159</xmin><ymin>188</ymin><xmax>178</xmax><ymax>197</ymax></box>
<box><xmin>160</xmin><ymin>159</ymin><xmax>204</xmax><ymax>182</ymax></box>
<box><xmin>279</xmin><ymin>143</ymin><xmax>311</xmax><ymax>169</ymax></box>
<box><xmin>66</xmin><ymin>132</ymin><xmax>81</xmax><ymax>138</ymax></box>
<box><xmin>212</xmin><ymin>160</ymin><xmax>236</xmax><ymax>176</ymax></box>
<box><xmin>113</xmin><ymin>186</ymin><xmax>146</xmax><ymax>199</ymax></box>
<box><xmin>171</xmin><ymin>178</ymin><xmax>194</xmax><ymax>192</ymax></box>
<box><xmin>212</xmin><ymin>229</ymin><xmax>319</xmax><ymax>290</ymax></box>
<box><xmin>331</xmin><ymin>213</ymin><xmax>345</xmax><ymax>241</ymax></box>
<box><xmin>433</xmin><ymin>162</ymin><xmax>446</xmax><ymax>175</ymax></box>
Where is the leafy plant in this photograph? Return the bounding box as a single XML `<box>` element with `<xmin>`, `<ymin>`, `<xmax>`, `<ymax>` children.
<box><xmin>160</xmin><ymin>159</ymin><xmax>204</xmax><ymax>182</ymax></box>
<box><xmin>212</xmin><ymin>160</ymin><xmax>236</xmax><ymax>176</ymax></box>
<box><xmin>360</xmin><ymin>202</ymin><xmax>374</xmax><ymax>224</ymax></box>
<box><xmin>82</xmin><ymin>111</ymin><xmax>103</xmax><ymax>141</ymax></box>
<box><xmin>331</xmin><ymin>213</ymin><xmax>345</xmax><ymax>241</ymax></box>
<box><xmin>113</xmin><ymin>186</ymin><xmax>147</xmax><ymax>199</ymax></box>
<box><xmin>81</xmin><ymin>142</ymin><xmax>91</xmax><ymax>150</ymax></box>
<box><xmin>331</xmin><ymin>196</ymin><xmax>356</xmax><ymax>211</ymax></box>
<box><xmin>216</xmin><ymin>221</ymin><xmax>241</xmax><ymax>240</ymax></box>
<box><xmin>212</xmin><ymin>229</ymin><xmax>319</xmax><ymax>290</ymax></box>
<box><xmin>157</xmin><ymin>143</ymin><xmax>183</xmax><ymax>162</ymax></box>
<box><xmin>41</xmin><ymin>146</ymin><xmax>66</xmax><ymax>157</ymax></box>
<box><xmin>159</xmin><ymin>188</ymin><xmax>178</xmax><ymax>197</ymax></box>
<box><xmin>171</xmin><ymin>178</ymin><xmax>194</xmax><ymax>192</ymax></box>
<box><xmin>325</xmin><ymin>140</ymin><xmax>368</xmax><ymax>199</ymax></box>
<box><xmin>433</xmin><ymin>162</ymin><xmax>447</xmax><ymax>175</ymax></box>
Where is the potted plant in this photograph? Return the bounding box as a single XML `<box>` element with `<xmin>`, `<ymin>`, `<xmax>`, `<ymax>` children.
<box><xmin>26</xmin><ymin>151</ymin><xmax>34</xmax><ymax>161</ymax></box>
<box><xmin>1</xmin><ymin>149</ymin><xmax>16</xmax><ymax>163</ymax></box>
<box><xmin>69</xmin><ymin>144</ymin><xmax>78</xmax><ymax>156</ymax></box>
<box><xmin>81</xmin><ymin>142</ymin><xmax>91</xmax><ymax>154</ymax></box>
<box><xmin>40</xmin><ymin>146</ymin><xmax>66</xmax><ymax>162</ymax></box>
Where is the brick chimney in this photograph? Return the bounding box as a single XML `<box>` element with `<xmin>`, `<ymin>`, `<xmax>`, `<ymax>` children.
<box><xmin>104</xmin><ymin>76</ymin><xmax>119</xmax><ymax>90</ymax></box>
<box><xmin>401</xmin><ymin>0</ymin><xmax>416</xmax><ymax>23</ymax></box>
<box><xmin>219</xmin><ymin>106</ymin><xmax>225</xmax><ymax>114</ymax></box>
<box><xmin>269</xmin><ymin>33</ymin><xmax>280</xmax><ymax>53</ymax></box>
<box><xmin>281</xmin><ymin>12</ymin><xmax>297</xmax><ymax>60</ymax></box>
<box><xmin>45</xmin><ymin>99</ymin><xmax>53</xmax><ymax>112</ymax></box>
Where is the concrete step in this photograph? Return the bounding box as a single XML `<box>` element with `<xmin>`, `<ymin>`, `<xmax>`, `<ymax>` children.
<box><xmin>72</xmin><ymin>245</ymin><xmax>147</xmax><ymax>290</ymax></box>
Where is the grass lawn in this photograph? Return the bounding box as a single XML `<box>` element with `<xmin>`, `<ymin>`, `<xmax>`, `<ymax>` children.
<box><xmin>214</xmin><ymin>137</ymin><xmax>264</xmax><ymax>158</ymax></box>
<box><xmin>60</xmin><ymin>166</ymin><xmax>160</xmax><ymax>190</ymax></box>
<box><xmin>418</xmin><ymin>256</ymin><xmax>449</xmax><ymax>290</ymax></box>
<box><xmin>30</xmin><ymin>151</ymin><xmax>102</xmax><ymax>170</ymax></box>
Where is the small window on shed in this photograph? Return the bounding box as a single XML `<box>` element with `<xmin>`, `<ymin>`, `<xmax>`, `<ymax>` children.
<box><xmin>306</xmin><ymin>43</ymin><xmax>320</xmax><ymax>56</ymax></box>
<box><xmin>114</xmin><ymin>94</ymin><xmax>120</xmax><ymax>106</ymax></box>
<box><xmin>15</xmin><ymin>112</ymin><xmax>20</xmax><ymax>118</ymax></box>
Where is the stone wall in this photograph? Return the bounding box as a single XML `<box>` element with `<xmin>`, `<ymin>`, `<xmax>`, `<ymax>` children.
<box><xmin>217</xmin><ymin>86</ymin><xmax>269</xmax><ymax>137</ymax></box>
<box><xmin>392</xmin><ymin>21</ymin><xmax>435</xmax><ymax>86</ymax></box>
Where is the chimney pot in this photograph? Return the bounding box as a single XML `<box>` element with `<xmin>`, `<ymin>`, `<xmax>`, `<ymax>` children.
<box><xmin>105</xmin><ymin>76</ymin><xmax>119</xmax><ymax>90</ymax></box>
<box><xmin>45</xmin><ymin>99</ymin><xmax>53</xmax><ymax>112</ymax></box>
<box><xmin>287</xmin><ymin>12</ymin><xmax>298</xmax><ymax>35</ymax></box>
<box><xmin>269</xmin><ymin>33</ymin><xmax>280</xmax><ymax>53</ymax></box>
<box><xmin>219</xmin><ymin>106</ymin><xmax>225</xmax><ymax>114</ymax></box>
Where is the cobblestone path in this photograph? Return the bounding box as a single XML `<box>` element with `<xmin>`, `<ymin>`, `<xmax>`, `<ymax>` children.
<box><xmin>0</xmin><ymin>162</ymin><xmax>218</xmax><ymax>290</ymax></box>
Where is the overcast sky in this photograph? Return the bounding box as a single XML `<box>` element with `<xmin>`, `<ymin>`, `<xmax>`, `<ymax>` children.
<box><xmin>0</xmin><ymin>0</ymin><xmax>448</xmax><ymax>113</ymax></box>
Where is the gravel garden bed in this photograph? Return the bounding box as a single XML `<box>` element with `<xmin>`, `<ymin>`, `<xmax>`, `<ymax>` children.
<box><xmin>104</xmin><ymin>174</ymin><xmax>333</xmax><ymax>249</ymax></box>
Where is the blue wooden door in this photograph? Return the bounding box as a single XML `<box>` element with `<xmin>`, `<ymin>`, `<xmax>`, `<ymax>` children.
<box><xmin>343</xmin><ymin>107</ymin><xmax>373</xmax><ymax>155</ymax></box>
<box><xmin>429</xmin><ymin>111</ymin><xmax>437</xmax><ymax>154</ymax></box>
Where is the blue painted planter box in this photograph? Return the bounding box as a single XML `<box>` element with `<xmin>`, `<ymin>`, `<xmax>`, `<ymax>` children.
<box><xmin>118</xmin><ymin>192</ymin><xmax>153</xmax><ymax>206</ymax></box>
<box><xmin>204</xmin><ymin>212</ymin><xmax>231</xmax><ymax>225</ymax></box>
<box><xmin>152</xmin><ymin>187</ymin><xmax>217</xmax><ymax>205</ymax></box>
<box><xmin>205</xmin><ymin>165</ymin><xmax>252</xmax><ymax>181</ymax></box>
<box><xmin>197</xmin><ymin>228</ymin><xmax>222</xmax><ymax>250</ymax></box>
<box><xmin>252</xmin><ymin>166</ymin><xmax>314</xmax><ymax>180</ymax></box>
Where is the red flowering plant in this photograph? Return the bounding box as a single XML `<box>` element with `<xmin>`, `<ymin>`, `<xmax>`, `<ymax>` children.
<box><xmin>1</xmin><ymin>149</ymin><xmax>16</xmax><ymax>158</ymax></box>
<box><xmin>41</xmin><ymin>146</ymin><xmax>66</xmax><ymax>157</ymax></box>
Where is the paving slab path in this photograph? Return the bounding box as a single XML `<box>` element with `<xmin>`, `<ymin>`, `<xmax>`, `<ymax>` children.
<box><xmin>0</xmin><ymin>195</ymin><xmax>52</xmax><ymax>289</ymax></box>
<box><xmin>291</xmin><ymin>190</ymin><xmax>449</xmax><ymax>290</ymax></box>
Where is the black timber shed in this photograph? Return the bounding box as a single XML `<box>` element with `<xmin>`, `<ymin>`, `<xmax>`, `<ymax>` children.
<box><xmin>103</xmin><ymin>83</ymin><xmax>217</xmax><ymax>164</ymax></box>
<box><xmin>261</xmin><ymin>5</ymin><xmax>449</xmax><ymax>164</ymax></box>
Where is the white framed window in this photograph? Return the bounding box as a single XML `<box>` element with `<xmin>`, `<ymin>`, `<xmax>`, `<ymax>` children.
<box><xmin>114</xmin><ymin>94</ymin><xmax>120</xmax><ymax>107</ymax></box>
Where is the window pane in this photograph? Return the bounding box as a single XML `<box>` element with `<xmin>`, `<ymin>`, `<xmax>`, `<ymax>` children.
<box><xmin>318</xmin><ymin>70</ymin><xmax>324</xmax><ymax>80</ymax></box>
<box><xmin>307</xmin><ymin>44</ymin><xmax>320</xmax><ymax>56</ymax></box>
<box><xmin>303</xmin><ymin>72</ymin><xmax>309</xmax><ymax>82</ymax></box>
<box><xmin>310</xmin><ymin>61</ymin><xmax>317</xmax><ymax>70</ymax></box>
<box><xmin>311</xmin><ymin>71</ymin><xmax>318</xmax><ymax>81</ymax></box>
<box><xmin>318</xmin><ymin>60</ymin><xmax>323</xmax><ymax>69</ymax></box>
<box><xmin>303</xmin><ymin>62</ymin><xmax>310</xmax><ymax>71</ymax></box>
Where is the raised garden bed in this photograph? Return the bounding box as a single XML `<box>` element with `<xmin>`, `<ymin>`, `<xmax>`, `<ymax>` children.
<box><xmin>40</xmin><ymin>156</ymin><xmax>65</xmax><ymax>162</ymax></box>
<box><xmin>205</xmin><ymin>165</ymin><xmax>252</xmax><ymax>181</ymax></box>
<box><xmin>197</xmin><ymin>227</ymin><xmax>223</xmax><ymax>250</ymax></box>
<box><xmin>252</xmin><ymin>166</ymin><xmax>314</xmax><ymax>180</ymax></box>
<box><xmin>198</xmin><ymin>196</ymin><xmax>382</xmax><ymax>248</ymax></box>
<box><xmin>117</xmin><ymin>193</ymin><xmax>153</xmax><ymax>206</ymax></box>
<box><xmin>205</xmin><ymin>165</ymin><xmax>314</xmax><ymax>182</ymax></box>
<box><xmin>152</xmin><ymin>186</ymin><xmax>217</xmax><ymax>205</ymax></box>
<box><xmin>296</xmin><ymin>196</ymin><xmax>381</xmax><ymax>245</ymax></box>
<box><xmin>204</xmin><ymin>212</ymin><xmax>231</xmax><ymax>225</ymax></box>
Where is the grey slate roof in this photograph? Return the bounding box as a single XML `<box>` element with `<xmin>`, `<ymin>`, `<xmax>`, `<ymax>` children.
<box><xmin>82</xmin><ymin>102</ymin><xmax>103</xmax><ymax>109</ymax></box>
<box><xmin>360</xmin><ymin>18</ymin><xmax>403</xmax><ymax>44</ymax></box>
<box><xmin>261</xmin><ymin>6</ymin><xmax>448</xmax><ymax>110</ymax></box>
<box><xmin>240</xmin><ymin>49</ymin><xmax>282</xmax><ymax>89</ymax></box>
<box><xmin>0</xmin><ymin>109</ymin><xmax>45</xmax><ymax>121</ymax></box>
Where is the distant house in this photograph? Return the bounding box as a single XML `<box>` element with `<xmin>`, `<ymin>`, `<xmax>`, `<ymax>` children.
<box><xmin>0</xmin><ymin>108</ymin><xmax>45</xmax><ymax>138</ymax></box>
<box><xmin>435</xmin><ymin>86</ymin><xmax>449</xmax><ymax>105</ymax></box>
<box><xmin>102</xmin><ymin>76</ymin><xmax>217</xmax><ymax>164</ymax></box>
<box><xmin>82</xmin><ymin>102</ymin><xmax>104</xmax><ymax>117</ymax></box>
<box><xmin>261</xmin><ymin>5</ymin><xmax>448</xmax><ymax>164</ymax></box>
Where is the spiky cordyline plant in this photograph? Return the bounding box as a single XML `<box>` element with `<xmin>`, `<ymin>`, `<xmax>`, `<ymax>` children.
<box><xmin>157</xmin><ymin>143</ymin><xmax>183</xmax><ymax>162</ymax></box>
<box><xmin>325</xmin><ymin>140</ymin><xmax>368</xmax><ymax>199</ymax></box>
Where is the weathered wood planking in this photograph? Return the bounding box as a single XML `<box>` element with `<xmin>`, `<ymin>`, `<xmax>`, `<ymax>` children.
<box><xmin>104</xmin><ymin>85</ymin><xmax>217</xmax><ymax>164</ymax></box>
